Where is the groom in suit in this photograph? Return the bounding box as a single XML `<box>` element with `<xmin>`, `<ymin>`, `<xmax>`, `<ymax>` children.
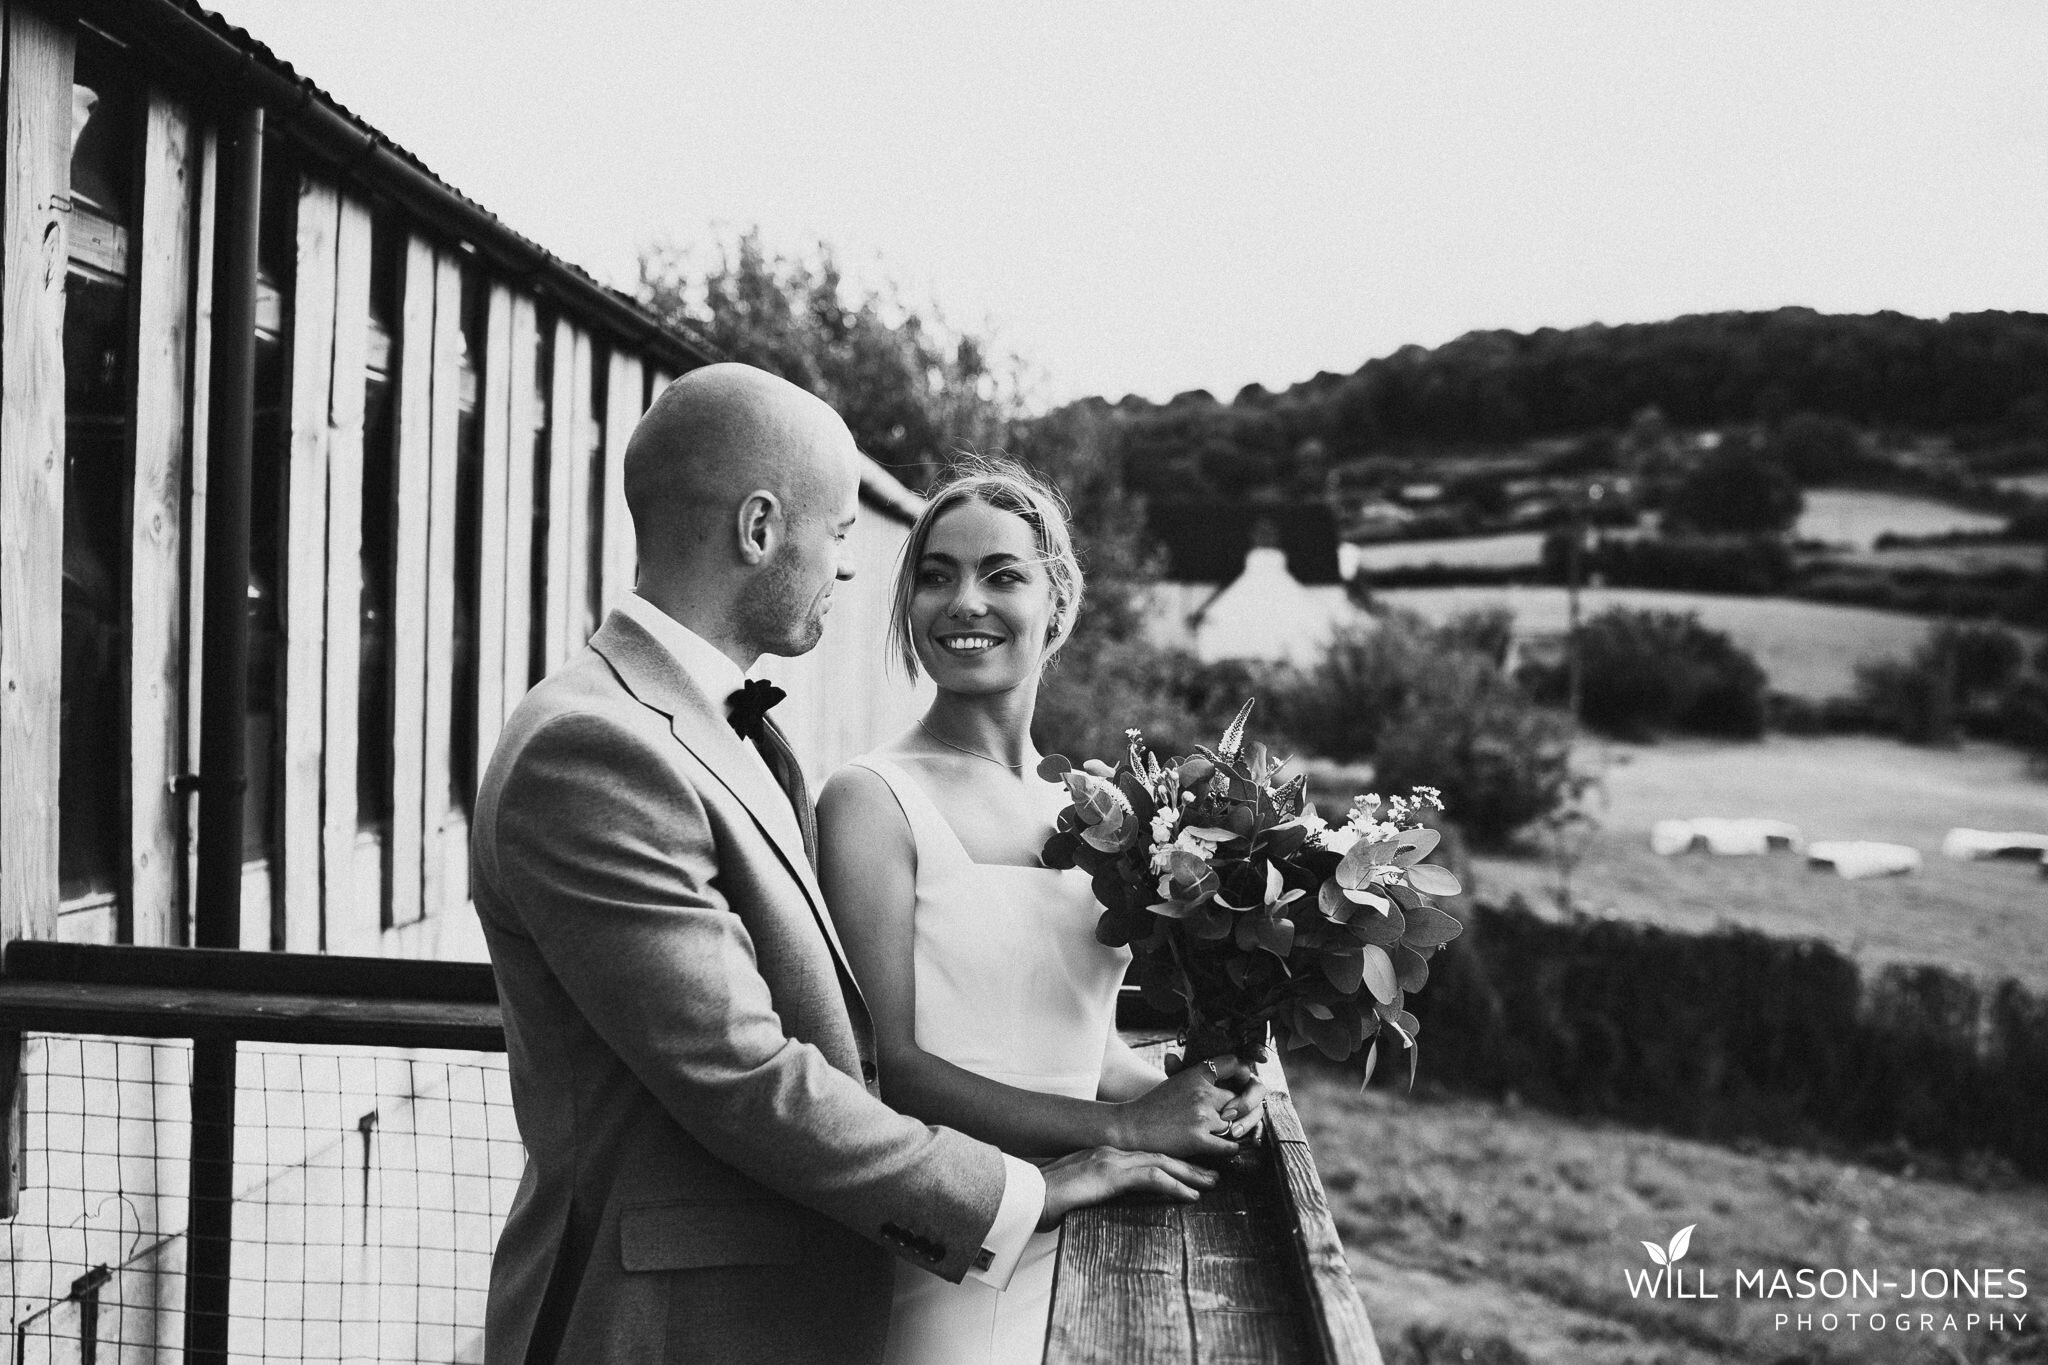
<box><xmin>473</xmin><ymin>364</ymin><xmax>1212</xmax><ymax>1364</ymax></box>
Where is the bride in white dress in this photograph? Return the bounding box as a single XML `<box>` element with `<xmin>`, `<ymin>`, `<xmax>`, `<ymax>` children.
<box><xmin>818</xmin><ymin>459</ymin><xmax>1266</xmax><ymax>1365</ymax></box>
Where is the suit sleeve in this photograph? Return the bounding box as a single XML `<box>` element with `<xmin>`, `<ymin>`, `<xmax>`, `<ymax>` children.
<box><xmin>479</xmin><ymin>709</ymin><xmax>1007</xmax><ymax>1281</ymax></box>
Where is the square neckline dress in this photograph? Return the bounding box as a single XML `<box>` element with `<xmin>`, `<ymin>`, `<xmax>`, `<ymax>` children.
<box><xmin>843</xmin><ymin>755</ymin><xmax>1132</xmax><ymax>1365</ymax></box>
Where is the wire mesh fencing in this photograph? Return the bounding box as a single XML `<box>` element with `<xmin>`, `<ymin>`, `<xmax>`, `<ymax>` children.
<box><xmin>3</xmin><ymin>1033</ymin><xmax>522</xmax><ymax>1364</ymax></box>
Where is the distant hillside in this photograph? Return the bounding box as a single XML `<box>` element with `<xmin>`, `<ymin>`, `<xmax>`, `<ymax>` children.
<box><xmin>1036</xmin><ymin>309</ymin><xmax>2048</xmax><ymax>507</ymax></box>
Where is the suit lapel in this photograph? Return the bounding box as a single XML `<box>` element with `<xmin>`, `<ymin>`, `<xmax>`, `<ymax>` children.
<box><xmin>589</xmin><ymin>613</ymin><xmax>865</xmax><ymax>1015</ymax></box>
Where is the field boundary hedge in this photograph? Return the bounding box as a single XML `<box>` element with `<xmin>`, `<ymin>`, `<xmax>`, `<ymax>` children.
<box><xmin>1401</xmin><ymin>900</ymin><xmax>2048</xmax><ymax>1177</ymax></box>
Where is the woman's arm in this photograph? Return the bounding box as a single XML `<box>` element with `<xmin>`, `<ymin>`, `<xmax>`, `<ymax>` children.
<box><xmin>1097</xmin><ymin>1033</ymin><xmax>1166</xmax><ymax>1102</ymax></box>
<box><xmin>818</xmin><ymin>765</ymin><xmax>1241</xmax><ymax>1161</ymax></box>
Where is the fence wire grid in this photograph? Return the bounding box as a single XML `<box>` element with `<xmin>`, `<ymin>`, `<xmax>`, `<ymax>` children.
<box><xmin>4</xmin><ymin>1034</ymin><xmax>523</xmax><ymax>1364</ymax></box>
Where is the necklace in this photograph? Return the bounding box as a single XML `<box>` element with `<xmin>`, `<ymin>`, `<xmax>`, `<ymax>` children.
<box><xmin>916</xmin><ymin>719</ymin><xmax>1026</xmax><ymax>773</ymax></box>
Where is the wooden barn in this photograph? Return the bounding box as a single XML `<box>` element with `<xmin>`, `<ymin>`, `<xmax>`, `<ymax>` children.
<box><xmin>0</xmin><ymin>0</ymin><xmax>928</xmax><ymax>968</ymax></box>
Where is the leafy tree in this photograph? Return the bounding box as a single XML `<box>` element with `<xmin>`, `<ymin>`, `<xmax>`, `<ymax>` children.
<box><xmin>638</xmin><ymin>229</ymin><xmax>1015</xmax><ymax>486</ymax></box>
<box><xmin>1768</xmin><ymin>412</ymin><xmax>1870</xmax><ymax>485</ymax></box>
<box><xmin>1519</xmin><ymin>609</ymin><xmax>1768</xmax><ymax>740</ymax></box>
<box><xmin>1662</xmin><ymin>440</ymin><xmax>1805</xmax><ymax>536</ymax></box>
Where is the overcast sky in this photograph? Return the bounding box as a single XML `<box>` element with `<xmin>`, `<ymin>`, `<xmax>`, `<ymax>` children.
<box><xmin>213</xmin><ymin>1</ymin><xmax>2048</xmax><ymax>406</ymax></box>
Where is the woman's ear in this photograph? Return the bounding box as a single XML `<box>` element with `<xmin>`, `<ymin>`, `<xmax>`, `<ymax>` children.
<box><xmin>735</xmin><ymin>490</ymin><xmax>782</xmax><ymax>565</ymax></box>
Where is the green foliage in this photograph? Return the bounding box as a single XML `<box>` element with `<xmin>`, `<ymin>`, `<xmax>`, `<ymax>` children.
<box><xmin>1661</xmin><ymin>439</ymin><xmax>1805</xmax><ymax>536</ymax></box>
<box><xmin>1041</xmin><ymin>722</ymin><xmax>1461</xmax><ymax>1070</ymax></box>
<box><xmin>1521</xmin><ymin>608</ymin><xmax>1769</xmax><ymax>741</ymax></box>
<box><xmin>1767</xmin><ymin>412</ymin><xmax>1874</xmax><ymax>485</ymax></box>
<box><xmin>1541</xmin><ymin>532</ymin><xmax>1795</xmax><ymax>595</ymax></box>
<box><xmin>1277</xmin><ymin>615</ymin><xmax>1576</xmax><ymax>846</ymax></box>
<box><xmin>1855</xmin><ymin>621</ymin><xmax>2039</xmax><ymax>747</ymax></box>
<box><xmin>1074</xmin><ymin>310</ymin><xmax>2048</xmax><ymax>505</ymax></box>
<box><xmin>638</xmin><ymin>229</ymin><xmax>1014</xmax><ymax>485</ymax></box>
<box><xmin>1415</xmin><ymin>901</ymin><xmax>2048</xmax><ymax>1178</ymax></box>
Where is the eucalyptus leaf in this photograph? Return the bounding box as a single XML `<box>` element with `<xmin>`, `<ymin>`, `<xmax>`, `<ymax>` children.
<box><xmin>1400</xmin><ymin>903</ymin><xmax>1463</xmax><ymax>948</ymax></box>
<box><xmin>1041</xmin><ymin>831</ymin><xmax>1079</xmax><ymax>870</ymax></box>
<box><xmin>1036</xmin><ymin>754</ymin><xmax>1073</xmax><ymax>782</ymax></box>
<box><xmin>1335</xmin><ymin>843</ymin><xmax>1376</xmax><ymax>890</ymax></box>
<box><xmin>1392</xmin><ymin>827</ymin><xmax>1441</xmax><ymax>867</ymax></box>
<box><xmin>1318</xmin><ymin>879</ymin><xmax>1355</xmax><ymax>924</ymax></box>
<box><xmin>1321</xmin><ymin>948</ymin><xmax>1364</xmax><ymax>994</ymax></box>
<box><xmin>1406</xmin><ymin>863</ymin><xmax>1463</xmax><ymax>897</ymax></box>
<box><xmin>1355</xmin><ymin>905</ymin><xmax>1405</xmax><ymax>947</ymax></box>
<box><xmin>1254</xmin><ymin>915</ymin><xmax>1295</xmax><ymax>959</ymax></box>
<box><xmin>1392</xmin><ymin>943</ymin><xmax>1430</xmax><ymax>992</ymax></box>
<box><xmin>1360</xmin><ymin>945</ymin><xmax>1398</xmax><ymax>1003</ymax></box>
<box><xmin>1360</xmin><ymin>1038</ymin><xmax>1380</xmax><ymax>1091</ymax></box>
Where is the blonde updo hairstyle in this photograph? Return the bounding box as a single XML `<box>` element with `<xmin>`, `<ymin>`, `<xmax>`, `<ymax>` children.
<box><xmin>888</xmin><ymin>454</ymin><xmax>1084</xmax><ymax>681</ymax></box>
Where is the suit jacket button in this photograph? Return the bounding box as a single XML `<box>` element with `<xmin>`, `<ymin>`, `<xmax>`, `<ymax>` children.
<box><xmin>861</xmin><ymin>1060</ymin><xmax>878</xmax><ymax>1083</ymax></box>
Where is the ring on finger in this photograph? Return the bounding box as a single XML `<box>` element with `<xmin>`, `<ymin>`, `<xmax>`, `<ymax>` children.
<box><xmin>1201</xmin><ymin>1059</ymin><xmax>1218</xmax><ymax>1080</ymax></box>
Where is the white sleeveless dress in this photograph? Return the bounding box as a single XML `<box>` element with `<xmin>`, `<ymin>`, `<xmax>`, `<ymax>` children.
<box><xmin>843</xmin><ymin>756</ymin><xmax>1132</xmax><ymax>1365</ymax></box>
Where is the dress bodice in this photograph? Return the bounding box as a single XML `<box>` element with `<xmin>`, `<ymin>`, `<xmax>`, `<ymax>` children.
<box><xmin>845</xmin><ymin>756</ymin><xmax>1130</xmax><ymax>1102</ymax></box>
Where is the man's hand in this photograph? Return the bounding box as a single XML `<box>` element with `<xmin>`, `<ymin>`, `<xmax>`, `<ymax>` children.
<box><xmin>1035</xmin><ymin>1147</ymin><xmax>1219</xmax><ymax>1231</ymax></box>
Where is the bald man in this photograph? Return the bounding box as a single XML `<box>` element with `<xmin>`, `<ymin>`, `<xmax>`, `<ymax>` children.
<box><xmin>471</xmin><ymin>365</ymin><xmax>1210</xmax><ymax>1364</ymax></box>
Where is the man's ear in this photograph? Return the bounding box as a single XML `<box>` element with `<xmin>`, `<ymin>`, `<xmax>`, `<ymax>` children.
<box><xmin>735</xmin><ymin>490</ymin><xmax>782</xmax><ymax>565</ymax></box>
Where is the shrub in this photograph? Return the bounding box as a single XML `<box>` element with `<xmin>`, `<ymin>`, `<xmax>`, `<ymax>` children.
<box><xmin>1767</xmin><ymin>412</ymin><xmax>1877</xmax><ymax>484</ymax></box>
<box><xmin>1853</xmin><ymin>622</ymin><xmax>2034</xmax><ymax>745</ymax></box>
<box><xmin>1542</xmin><ymin>532</ymin><xmax>1794</xmax><ymax>595</ymax></box>
<box><xmin>1521</xmin><ymin>608</ymin><xmax>1769</xmax><ymax>740</ymax></box>
<box><xmin>1663</xmin><ymin>442</ymin><xmax>1805</xmax><ymax>535</ymax></box>
<box><xmin>1278</xmin><ymin>615</ymin><xmax>1575</xmax><ymax>846</ymax></box>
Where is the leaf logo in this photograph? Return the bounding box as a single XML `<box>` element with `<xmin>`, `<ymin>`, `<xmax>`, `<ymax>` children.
<box><xmin>1640</xmin><ymin>1224</ymin><xmax>1695</xmax><ymax>1267</ymax></box>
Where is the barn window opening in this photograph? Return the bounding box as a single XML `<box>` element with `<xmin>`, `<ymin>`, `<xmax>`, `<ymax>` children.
<box><xmin>583</xmin><ymin>349</ymin><xmax>608</xmax><ymax>640</ymax></box>
<box><xmin>448</xmin><ymin>272</ymin><xmax>485</xmax><ymax>814</ymax></box>
<box><xmin>356</xmin><ymin>219</ymin><xmax>401</xmax><ymax>854</ymax></box>
<box><xmin>526</xmin><ymin>319</ymin><xmax>554</xmax><ymax>687</ymax></box>
<box><xmin>243</xmin><ymin>139</ymin><xmax>297</xmax><ymax>885</ymax></box>
<box><xmin>57</xmin><ymin>31</ymin><xmax>139</xmax><ymax>906</ymax></box>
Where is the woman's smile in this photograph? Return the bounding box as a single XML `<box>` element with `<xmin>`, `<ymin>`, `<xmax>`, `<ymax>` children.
<box><xmin>935</xmin><ymin>630</ymin><xmax>1008</xmax><ymax>657</ymax></box>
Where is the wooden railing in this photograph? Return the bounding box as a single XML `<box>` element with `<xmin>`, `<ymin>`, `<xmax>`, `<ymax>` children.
<box><xmin>0</xmin><ymin>944</ymin><xmax>1380</xmax><ymax>1363</ymax></box>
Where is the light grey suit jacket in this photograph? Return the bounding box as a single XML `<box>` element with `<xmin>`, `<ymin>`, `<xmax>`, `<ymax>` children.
<box><xmin>473</xmin><ymin>611</ymin><xmax>1007</xmax><ymax>1364</ymax></box>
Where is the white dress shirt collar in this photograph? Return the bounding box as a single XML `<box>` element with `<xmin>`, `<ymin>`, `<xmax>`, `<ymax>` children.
<box><xmin>616</xmin><ymin>592</ymin><xmax>751</xmax><ymax>711</ymax></box>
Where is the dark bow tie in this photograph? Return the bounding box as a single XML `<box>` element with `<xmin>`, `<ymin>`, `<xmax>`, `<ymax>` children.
<box><xmin>726</xmin><ymin>678</ymin><xmax>787</xmax><ymax>742</ymax></box>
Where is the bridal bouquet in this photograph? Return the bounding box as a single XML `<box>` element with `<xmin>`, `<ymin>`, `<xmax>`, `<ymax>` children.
<box><xmin>1040</xmin><ymin>701</ymin><xmax>1463</xmax><ymax>1082</ymax></box>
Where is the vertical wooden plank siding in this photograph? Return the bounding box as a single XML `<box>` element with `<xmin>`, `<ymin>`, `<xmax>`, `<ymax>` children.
<box><xmin>127</xmin><ymin>89</ymin><xmax>198</xmax><ymax>947</ymax></box>
<box><xmin>546</xmin><ymin>322</ymin><xmax>586</xmax><ymax>666</ymax></box>
<box><xmin>181</xmin><ymin>125</ymin><xmax>220</xmax><ymax>940</ymax></box>
<box><xmin>386</xmin><ymin>235</ymin><xmax>437</xmax><ymax>929</ymax></box>
<box><xmin>498</xmin><ymin>295</ymin><xmax>538</xmax><ymax>720</ymax></box>
<box><xmin>320</xmin><ymin>196</ymin><xmax>373</xmax><ymax>952</ymax></box>
<box><xmin>0</xmin><ymin>9</ymin><xmax>74</xmax><ymax>949</ymax></box>
<box><xmin>279</xmin><ymin>177</ymin><xmax>340</xmax><ymax>952</ymax></box>
<box><xmin>473</xmin><ymin>284</ymin><xmax>513</xmax><ymax>774</ymax></box>
<box><xmin>419</xmin><ymin>252</ymin><xmax>464</xmax><ymax>920</ymax></box>
<box><xmin>564</xmin><ymin>328</ymin><xmax>597</xmax><ymax>653</ymax></box>
<box><xmin>600</xmin><ymin>350</ymin><xmax>642</xmax><ymax>610</ymax></box>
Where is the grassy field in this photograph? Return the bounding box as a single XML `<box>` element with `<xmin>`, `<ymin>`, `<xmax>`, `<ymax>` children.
<box><xmin>1472</xmin><ymin>736</ymin><xmax>2048</xmax><ymax>990</ymax></box>
<box><xmin>1293</xmin><ymin>1072</ymin><xmax>2048</xmax><ymax>1365</ymax></box>
<box><xmin>1351</xmin><ymin>531</ymin><xmax>1548</xmax><ymax>572</ymax></box>
<box><xmin>1378</xmin><ymin>586</ymin><xmax>1936</xmax><ymax>698</ymax></box>
<box><xmin>1796</xmin><ymin>490</ymin><xmax>2009</xmax><ymax>551</ymax></box>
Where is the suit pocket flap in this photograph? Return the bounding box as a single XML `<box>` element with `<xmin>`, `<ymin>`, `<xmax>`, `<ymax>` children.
<box><xmin>619</xmin><ymin>1199</ymin><xmax>809</xmax><ymax>1272</ymax></box>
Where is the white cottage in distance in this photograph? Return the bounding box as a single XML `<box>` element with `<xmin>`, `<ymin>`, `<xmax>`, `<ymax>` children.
<box><xmin>1141</xmin><ymin>507</ymin><xmax>1365</xmax><ymax>667</ymax></box>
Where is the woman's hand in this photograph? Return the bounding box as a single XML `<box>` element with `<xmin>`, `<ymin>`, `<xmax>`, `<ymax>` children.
<box><xmin>1036</xmin><ymin>1146</ymin><xmax>1219</xmax><ymax>1230</ymax></box>
<box><xmin>1164</xmin><ymin>1052</ymin><xmax>1269</xmax><ymax>1145</ymax></box>
<box><xmin>1107</xmin><ymin>1055</ymin><xmax>1256</xmax><ymax>1160</ymax></box>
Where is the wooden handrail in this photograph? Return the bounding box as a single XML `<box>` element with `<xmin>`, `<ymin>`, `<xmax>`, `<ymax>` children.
<box><xmin>0</xmin><ymin>948</ymin><xmax>1380</xmax><ymax>1360</ymax></box>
